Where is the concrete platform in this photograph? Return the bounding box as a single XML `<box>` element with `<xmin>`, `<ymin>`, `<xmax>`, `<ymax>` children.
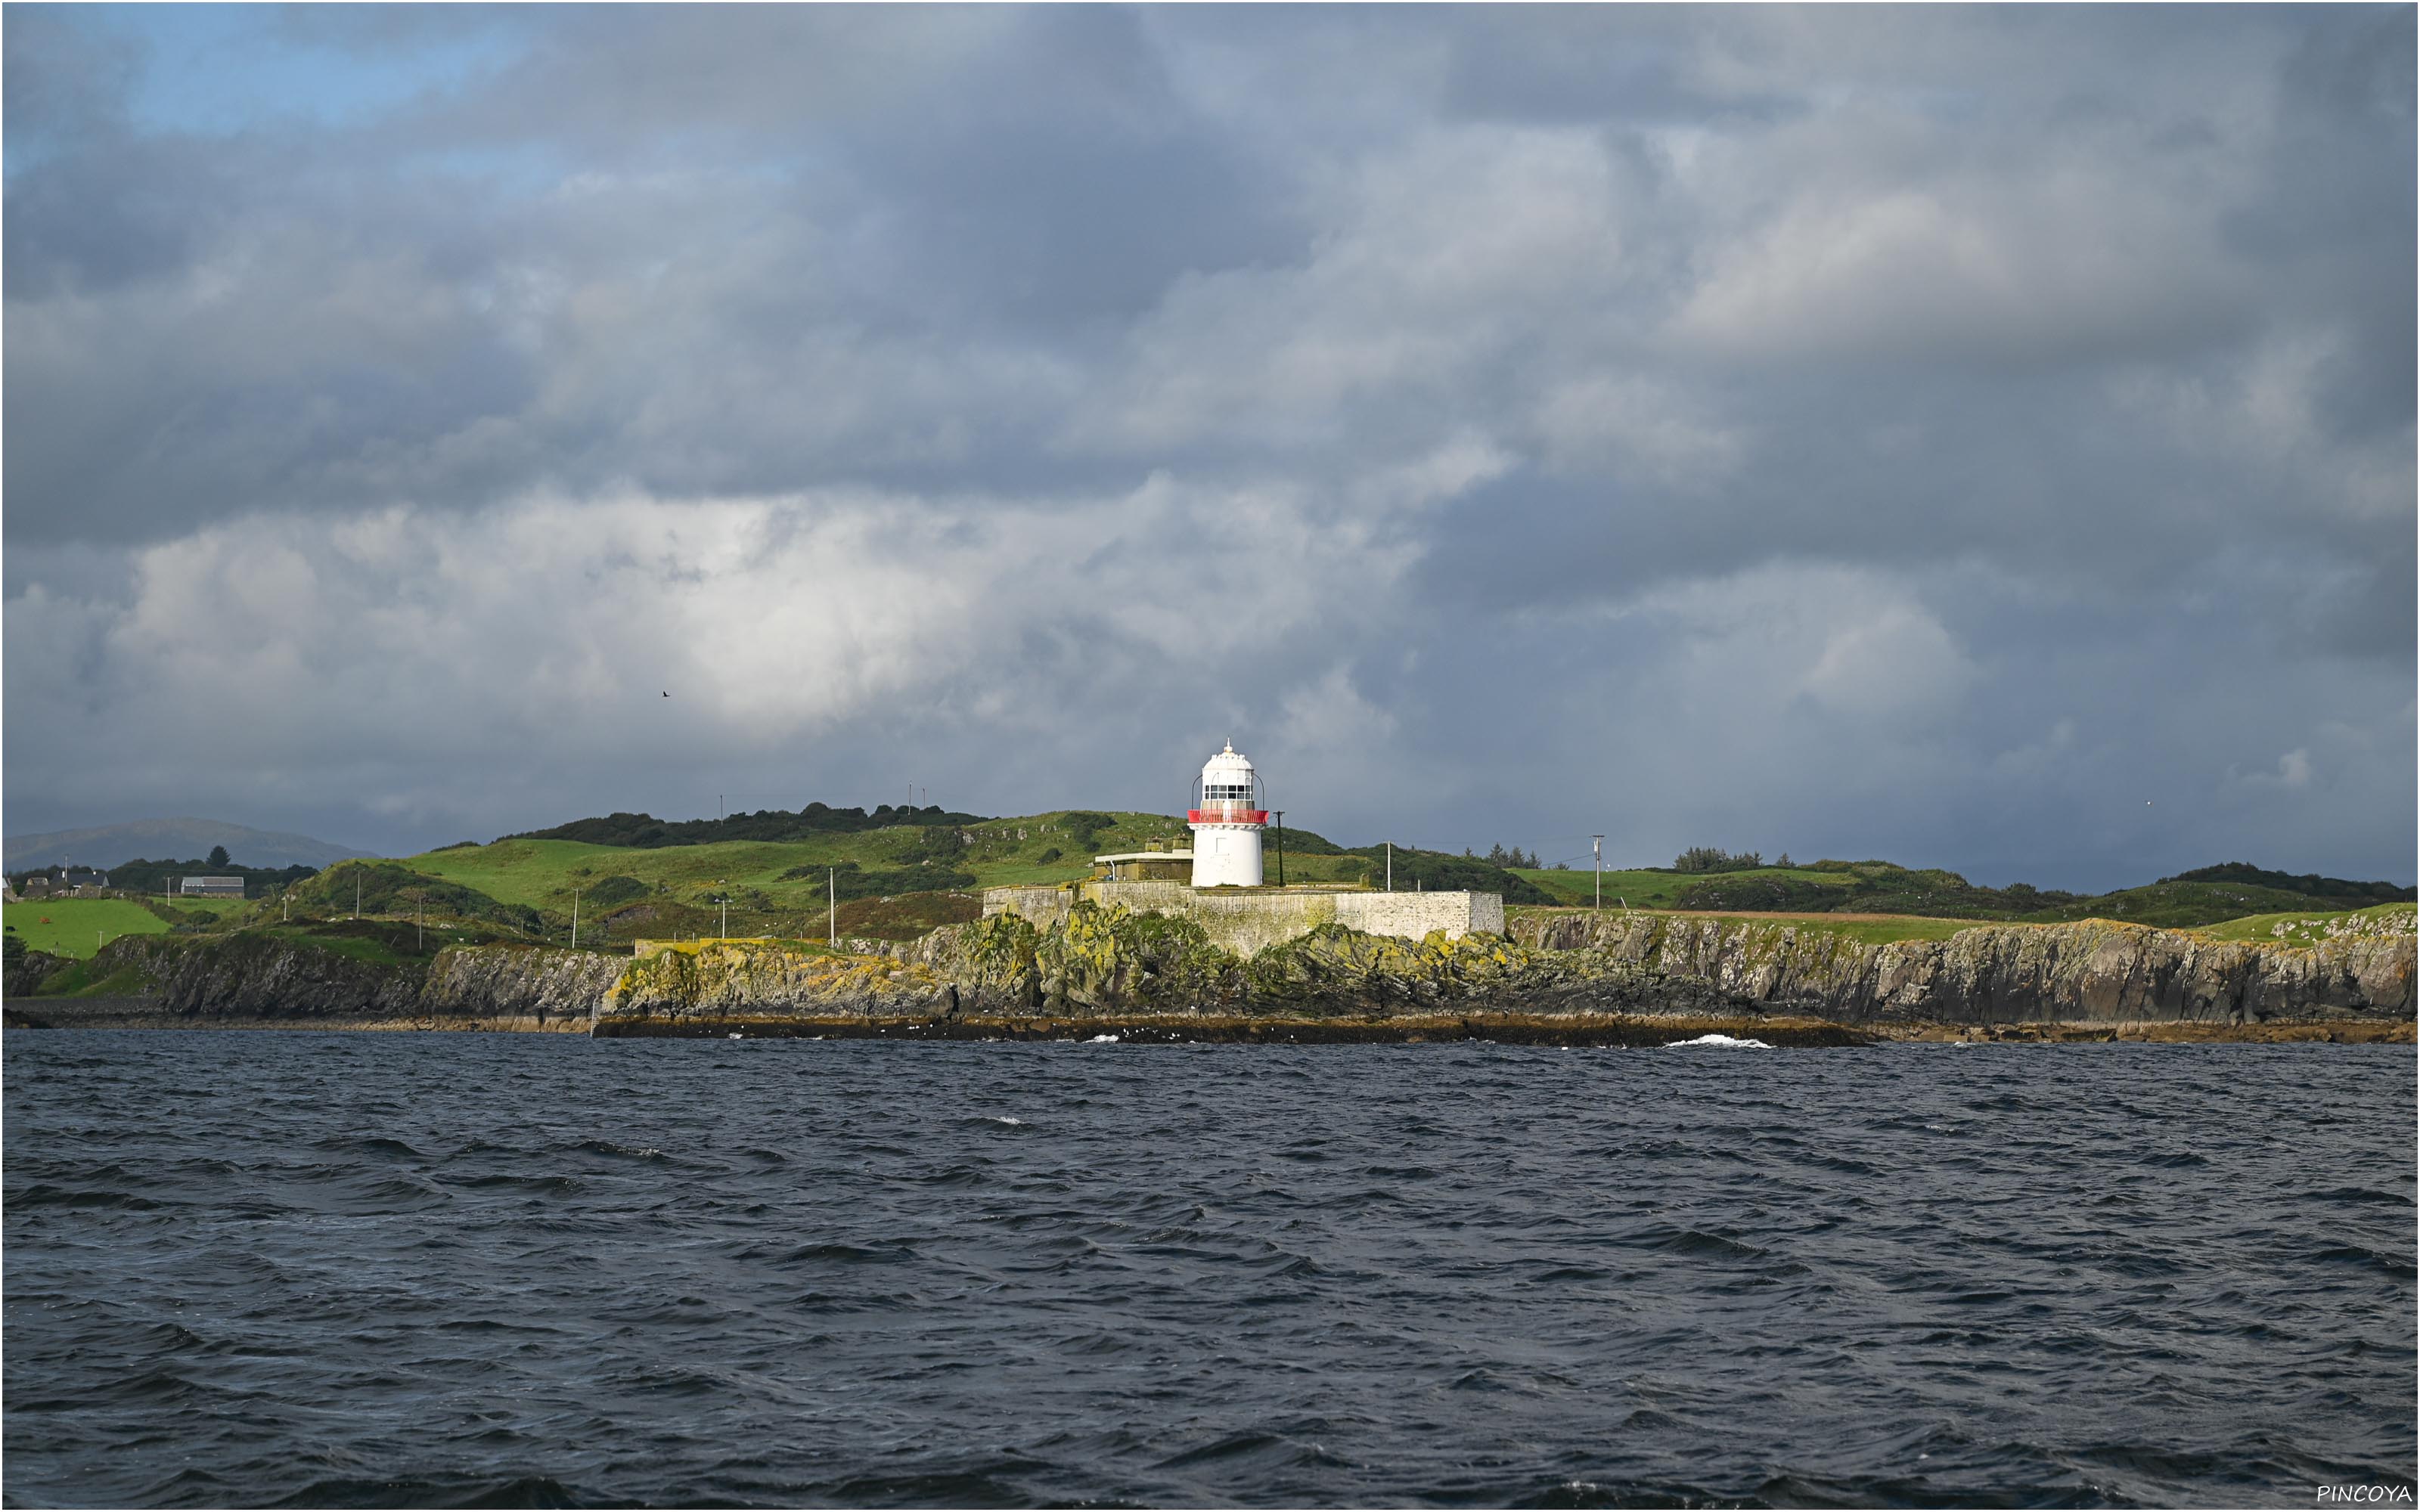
<box><xmin>982</xmin><ymin>878</ymin><xmax>1504</xmax><ymax>958</ymax></box>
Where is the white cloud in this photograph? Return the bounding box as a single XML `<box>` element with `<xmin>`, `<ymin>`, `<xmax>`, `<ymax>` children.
<box><xmin>1277</xmin><ymin>663</ymin><xmax>1398</xmax><ymax>755</ymax></box>
<box><xmin>1069</xmin><ymin>124</ymin><xmax>1638</xmax><ymax>453</ymax></box>
<box><xmin>1611</xmin><ymin>562</ymin><xmax>1974</xmax><ymax>730</ymax></box>
<box><xmin>2108</xmin><ymin>330</ymin><xmax>2417</xmax><ymax>525</ymax></box>
<box><xmin>2237</xmin><ymin>747</ymin><xmax>2316</xmax><ymax>792</ymax></box>
<box><xmin>1533</xmin><ymin>375</ymin><xmax>1745</xmax><ymax>488</ymax></box>
<box><xmin>1668</xmin><ymin>177</ymin><xmax>2241</xmax><ymax>363</ymax></box>
<box><xmin>1797</xmin><ymin>599</ymin><xmax>1972</xmax><ymax>723</ymax></box>
<box><xmin>6</xmin><ymin>476</ymin><xmax>1460</xmax><ymax>834</ymax></box>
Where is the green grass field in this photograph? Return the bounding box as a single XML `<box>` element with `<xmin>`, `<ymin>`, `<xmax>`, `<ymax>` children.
<box><xmin>3</xmin><ymin>898</ymin><xmax>172</xmax><ymax>959</ymax></box>
<box><xmin>1509</xmin><ymin>899</ymin><xmax>2419</xmax><ymax>950</ymax></box>
<box><xmin>1510</xmin><ymin>863</ymin><xmax>2409</xmax><ymax>931</ymax></box>
<box><xmin>1509</xmin><ymin>866</ymin><xmax>1859</xmax><ymax>909</ymax></box>
<box><xmin>278</xmin><ymin>813</ymin><xmax>1173</xmax><ymax>942</ymax></box>
<box><xmin>1692</xmin><ymin>913</ymin><xmax>1993</xmax><ymax>945</ymax></box>
<box><xmin>2016</xmin><ymin>879</ymin><xmax>2367</xmax><ymax>929</ymax></box>
<box><xmin>182</xmin><ymin>806</ymin><xmax>2411</xmax><ymax>953</ymax></box>
<box><xmin>1506</xmin><ymin>904</ymin><xmax>1996</xmax><ymax>946</ymax></box>
<box><xmin>268</xmin><ymin>811</ymin><xmax>1388</xmax><ymax>944</ymax></box>
<box><xmin>389</xmin><ymin>810</ymin><xmax>1301</xmax><ymax>912</ymax></box>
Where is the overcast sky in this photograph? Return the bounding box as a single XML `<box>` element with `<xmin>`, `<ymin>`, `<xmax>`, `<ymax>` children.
<box><xmin>5</xmin><ymin>5</ymin><xmax>2412</xmax><ymax>888</ymax></box>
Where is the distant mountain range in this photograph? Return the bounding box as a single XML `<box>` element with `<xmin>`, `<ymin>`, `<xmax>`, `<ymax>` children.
<box><xmin>3</xmin><ymin>819</ymin><xmax>378</xmax><ymax>873</ymax></box>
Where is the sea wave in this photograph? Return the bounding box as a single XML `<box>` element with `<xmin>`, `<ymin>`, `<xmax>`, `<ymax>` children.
<box><xmin>5</xmin><ymin>1033</ymin><xmax>2412</xmax><ymax>1508</ymax></box>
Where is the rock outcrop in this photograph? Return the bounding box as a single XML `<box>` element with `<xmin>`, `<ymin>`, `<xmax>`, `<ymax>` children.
<box><xmin>8</xmin><ymin>903</ymin><xmax>2409</xmax><ymax>1040</ymax></box>
<box><xmin>892</xmin><ymin>903</ymin><xmax>1747</xmax><ymax>1018</ymax></box>
<box><xmin>6</xmin><ymin>934</ymin><xmax>623</xmax><ymax>1030</ymax></box>
<box><xmin>1504</xmin><ymin>911</ymin><xmax>2414</xmax><ymax>1027</ymax></box>
<box><xmin>101</xmin><ymin>932</ymin><xmax>427</xmax><ymax>1021</ymax></box>
<box><xmin>597</xmin><ymin>941</ymin><xmax>954</xmax><ymax>1031</ymax></box>
<box><xmin>5</xmin><ymin>947</ymin><xmax>69</xmax><ymax>1001</ymax></box>
<box><xmin>420</xmin><ymin>947</ymin><xmax>628</xmax><ymax>1027</ymax></box>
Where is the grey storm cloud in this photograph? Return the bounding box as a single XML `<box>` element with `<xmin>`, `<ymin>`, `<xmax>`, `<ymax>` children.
<box><xmin>4</xmin><ymin>5</ymin><xmax>2412</xmax><ymax>888</ymax></box>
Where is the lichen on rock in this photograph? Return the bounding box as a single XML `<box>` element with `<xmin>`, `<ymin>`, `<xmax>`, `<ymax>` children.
<box><xmin>1503</xmin><ymin>912</ymin><xmax>2413</xmax><ymax>1026</ymax></box>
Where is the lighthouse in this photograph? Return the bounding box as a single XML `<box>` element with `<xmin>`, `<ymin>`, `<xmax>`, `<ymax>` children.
<box><xmin>1188</xmin><ymin>741</ymin><xmax>1267</xmax><ymax>888</ymax></box>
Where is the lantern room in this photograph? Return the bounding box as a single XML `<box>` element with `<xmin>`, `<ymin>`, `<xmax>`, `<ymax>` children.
<box><xmin>1188</xmin><ymin>741</ymin><xmax>1267</xmax><ymax>888</ymax></box>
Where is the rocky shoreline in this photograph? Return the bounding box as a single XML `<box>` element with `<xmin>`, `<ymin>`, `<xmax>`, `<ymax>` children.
<box><xmin>7</xmin><ymin>995</ymin><xmax>2407</xmax><ymax>1046</ymax></box>
<box><xmin>5</xmin><ymin>902</ymin><xmax>2410</xmax><ymax>1046</ymax></box>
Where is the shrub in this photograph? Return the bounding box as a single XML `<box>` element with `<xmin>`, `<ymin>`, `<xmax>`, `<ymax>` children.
<box><xmin>1674</xmin><ymin>847</ymin><xmax>1764</xmax><ymax>873</ymax></box>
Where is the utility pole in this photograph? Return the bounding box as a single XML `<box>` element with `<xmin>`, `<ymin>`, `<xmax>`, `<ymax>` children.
<box><xmin>1593</xmin><ymin>835</ymin><xmax>1604</xmax><ymax>910</ymax></box>
<box><xmin>355</xmin><ymin>866</ymin><xmax>361</xmax><ymax>920</ymax></box>
<box><xmin>1385</xmin><ymin>841</ymin><xmax>1392</xmax><ymax>893</ymax></box>
<box><xmin>572</xmin><ymin>888</ymin><xmax>579</xmax><ymax>950</ymax></box>
<box><xmin>828</xmin><ymin>868</ymin><xmax>836</xmax><ymax>946</ymax></box>
<box><xmin>718</xmin><ymin>892</ymin><xmax>728</xmax><ymax>940</ymax></box>
<box><xmin>1273</xmin><ymin>810</ymin><xmax>1285</xmax><ymax>887</ymax></box>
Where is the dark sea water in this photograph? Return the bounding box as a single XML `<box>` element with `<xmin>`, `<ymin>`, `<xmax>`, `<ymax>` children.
<box><xmin>5</xmin><ymin>1033</ymin><xmax>2413</xmax><ymax>1510</ymax></box>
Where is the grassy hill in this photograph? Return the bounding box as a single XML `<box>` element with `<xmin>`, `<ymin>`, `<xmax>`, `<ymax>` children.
<box><xmin>506</xmin><ymin>802</ymin><xmax>986</xmax><ymax>848</ymax></box>
<box><xmin>1503</xmin><ymin>904</ymin><xmax>1990</xmax><ymax>946</ymax></box>
<box><xmin>273</xmin><ymin>813</ymin><xmax>1196</xmax><ymax>944</ymax></box>
<box><xmin>2160</xmin><ymin>863</ymin><xmax>2413</xmax><ymax>906</ymax></box>
<box><xmin>2013</xmin><ymin>880</ymin><xmax>2364</xmax><ymax>929</ymax></box>
<box><xmin>1512</xmin><ymin>858</ymin><xmax>2411</xmax><ymax>930</ymax></box>
<box><xmin>239</xmin><ymin>813</ymin><xmax>1553</xmax><ymax>943</ymax></box>
<box><xmin>1512</xmin><ymin>866</ymin><xmax>1861</xmax><ymax>910</ymax></box>
<box><xmin>95</xmin><ymin>800</ymin><xmax>2400</xmax><ymax>951</ymax></box>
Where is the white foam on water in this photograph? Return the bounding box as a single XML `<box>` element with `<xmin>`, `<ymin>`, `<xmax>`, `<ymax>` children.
<box><xmin>985</xmin><ymin>1116</ymin><xmax>1025</xmax><ymax>1126</ymax></box>
<box><xmin>1087</xmin><ymin>1033</ymin><xmax>1120</xmax><ymax>1043</ymax></box>
<box><xmin>1661</xmin><ymin>1033</ymin><xmax>1772</xmax><ymax>1049</ymax></box>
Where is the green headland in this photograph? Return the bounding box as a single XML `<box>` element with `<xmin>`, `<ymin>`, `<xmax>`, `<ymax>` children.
<box><xmin>6</xmin><ymin>806</ymin><xmax>2409</xmax><ymax>1044</ymax></box>
<box><xmin>8</xmin><ymin>804</ymin><xmax>2412</xmax><ymax>961</ymax></box>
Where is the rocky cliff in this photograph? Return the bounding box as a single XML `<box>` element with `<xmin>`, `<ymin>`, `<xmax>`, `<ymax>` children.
<box><xmin>599</xmin><ymin>941</ymin><xmax>954</xmax><ymax>1031</ymax></box>
<box><xmin>100</xmin><ymin>933</ymin><xmax>427</xmax><ymax>1021</ymax></box>
<box><xmin>582</xmin><ymin>907</ymin><xmax>1789</xmax><ymax>1041</ymax></box>
<box><xmin>7</xmin><ymin>903</ymin><xmax>2409</xmax><ymax>1040</ymax></box>
<box><xmin>892</xmin><ymin>903</ymin><xmax>1742</xmax><ymax>1018</ymax></box>
<box><xmin>420</xmin><ymin>947</ymin><xmax>627</xmax><ymax>1027</ymax></box>
<box><xmin>594</xmin><ymin>903</ymin><xmax>2414</xmax><ymax>1032</ymax></box>
<box><xmin>6</xmin><ymin>934</ymin><xmax>621</xmax><ymax>1030</ymax></box>
<box><xmin>1504</xmin><ymin>910</ymin><xmax>2414</xmax><ymax>1027</ymax></box>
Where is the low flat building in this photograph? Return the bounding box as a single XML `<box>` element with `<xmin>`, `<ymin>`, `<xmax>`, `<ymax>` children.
<box><xmin>984</xmin><ymin>878</ymin><xmax>1504</xmax><ymax>959</ymax></box>
<box><xmin>1091</xmin><ymin>850</ymin><xmax>1194</xmax><ymax>882</ymax></box>
<box><xmin>178</xmin><ymin>876</ymin><xmax>246</xmax><ymax>898</ymax></box>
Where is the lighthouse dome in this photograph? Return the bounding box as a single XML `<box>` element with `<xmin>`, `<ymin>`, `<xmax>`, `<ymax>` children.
<box><xmin>1199</xmin><ymin>740</ymin><xmax>1255</xmax><ymax>802</ymax></box>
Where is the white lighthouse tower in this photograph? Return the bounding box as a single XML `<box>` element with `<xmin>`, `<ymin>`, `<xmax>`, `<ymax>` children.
<box><xmin>1188</xmin><ymin>742</ymin><xmax>1267</xmax><ymax>888</ymax></box>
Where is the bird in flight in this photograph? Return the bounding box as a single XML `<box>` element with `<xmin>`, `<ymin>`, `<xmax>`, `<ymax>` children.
<box><xmin>662</xmin><ymin>691</ymin><xmax>671</xmax><ymax>698</ymax></box>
